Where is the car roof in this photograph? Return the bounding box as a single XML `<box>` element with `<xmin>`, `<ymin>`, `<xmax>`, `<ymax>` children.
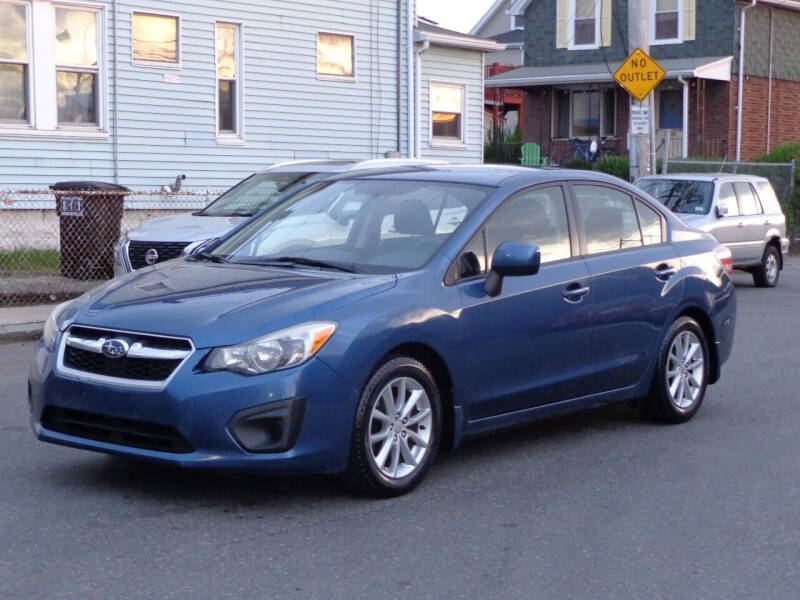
<box><xmin>637</xmin><ymin>173</ymin><xmax>769</xmax><ymax>183</ymax></box>
<box><xmin>259</xmin><ymin>158</ymin><xmax>444</xmax><ymax>174</ymax></box>
<box><xmin>329</xmin><ymin>164</ymin><xmax>630</xmax><ymax>188</ymax></box>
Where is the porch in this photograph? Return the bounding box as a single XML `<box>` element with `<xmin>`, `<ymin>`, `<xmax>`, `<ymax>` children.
<box><xmin>486</xmin><ymin>56</ymin><xmax>734</xmax><ymax>163</ymax></box>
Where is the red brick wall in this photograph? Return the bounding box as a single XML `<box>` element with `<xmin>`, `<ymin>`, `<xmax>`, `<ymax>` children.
<box><xmin>686</xmin><ymin>79</ymin><xmax>731</xmax><ymax>158</ymax></box>
<box><xmin>732</xmin><ymin>75</ymin><xmax>800</xmax><ymax>159</ymax></box>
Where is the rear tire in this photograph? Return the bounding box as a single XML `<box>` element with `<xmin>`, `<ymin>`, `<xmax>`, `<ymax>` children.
<box><xmin>641</xmin><ymin>317</ymin><xmax>709</xmax><ymax>424</ymax></box>
<box><xmin>345</xmin><ymin>357</ymin><xmax>441</xmax><ymax>497</ymax></box>
<box><xmin>753</xmin><ymin>245</ymin><xmax>780</xmax><ymax>288</ymax></box>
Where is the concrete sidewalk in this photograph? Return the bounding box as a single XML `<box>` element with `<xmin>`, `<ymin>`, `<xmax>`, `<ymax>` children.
<box><xmin>0</xmin><ymin>303</ymin><xmax>58</xmax><ymax>343</ymax></box>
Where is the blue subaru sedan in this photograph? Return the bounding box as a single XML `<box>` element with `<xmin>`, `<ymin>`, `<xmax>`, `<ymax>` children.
<box><xmin>29</xmin><ymin>166</ymin><xmax>736</xmax><ymax>496</ymax></box>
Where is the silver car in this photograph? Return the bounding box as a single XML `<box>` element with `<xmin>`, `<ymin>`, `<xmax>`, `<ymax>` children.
<box><xmin>636</xmin><ymin>174</ymin><xmax>790</xmax><ymax>287</ymax></box>
<box><xmin>114</xmin><ymin>159</ymin><xmax>437</xmax><ymax>276</ymax></box>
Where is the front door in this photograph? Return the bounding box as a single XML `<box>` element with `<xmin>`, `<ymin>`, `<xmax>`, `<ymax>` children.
<box><xmin>454</xmin><ymin>184</ymin><xmax>593</xmax><ymax>420</ymax></box>
<box><xmin>709</xmin><ymin>182</ymin><xmax>747</xmax><ymax>262</ymax></box>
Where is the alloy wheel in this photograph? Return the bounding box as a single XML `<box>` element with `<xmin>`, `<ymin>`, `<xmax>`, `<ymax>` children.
<box><xmin>367</xmin><ymin>376</ymin><xmax>432</xmax><ymax>479</ymax></box>
<box><xmin>666</xmin><ymin>330</ymin><xmax>705</xmax><ymax>410</ymax></box>
<box><xmin>765</xmin><ymin>252</ymin><xmax>778</xmax><ymax>284</ymax></box>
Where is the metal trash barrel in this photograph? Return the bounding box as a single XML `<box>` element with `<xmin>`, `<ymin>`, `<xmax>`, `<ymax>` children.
<box><xmin>51</xmin><ymin>181</ymin><xmax>130</xmax><ymax>280</ymax></box>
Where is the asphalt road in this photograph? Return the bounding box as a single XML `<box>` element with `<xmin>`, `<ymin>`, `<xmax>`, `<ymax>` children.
<box><xmin>2</xmin><ymin>259</ymin><xmax>799</xmax><ymax>600</ymax></box>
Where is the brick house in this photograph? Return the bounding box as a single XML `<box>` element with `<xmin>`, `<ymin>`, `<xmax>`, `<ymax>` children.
<box><xmin>485</xmin><ymin>0</ymin><xmax>800</xmax><ymax>163</ymax></box>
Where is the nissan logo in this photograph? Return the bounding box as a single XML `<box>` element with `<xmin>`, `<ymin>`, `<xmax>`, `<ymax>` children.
<box><xmin>144</xmin><ymin>248</ymin><xmax>159</xmax><ymax>265</ymax></box>
<box><xmin>101</xmin><ymin>338</ymin><xmax>130</xmax><ymax>359</ymax></box>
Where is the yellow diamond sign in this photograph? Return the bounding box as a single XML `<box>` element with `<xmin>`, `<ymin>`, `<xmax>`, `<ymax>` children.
<box><xmin>613</xmin><ymin>48</ymin><xmax>666</xmax><ymax>102</ymax></box>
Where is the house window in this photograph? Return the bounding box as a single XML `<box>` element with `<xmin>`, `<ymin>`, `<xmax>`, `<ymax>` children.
<box><xmin>652</xmin><ymin>0</ymin><xmax>681</xmax><ymax>43</ymax></box>
<box><xmin>317</xmin><ymin>32</ymin><xmax>354</xmax><ymax>78</ymax></box>
<box><xmin>216</xmin><ymin>22</ymin><xmax>241</xmax><ymax>138</ymax></box>
<box><xmin>431</xmin><ymin>82</ymin><xmax>465</xmax><ymax>143</ymax></box>
<box><xmin>55</xmin><ymin>7</ymin><xmax>99</xmax><ymax>125</ymax></box>
<box><xmin>0</xmin><ymin>1</ymin><xmax>30</xmax><ymax>123</ymax></box>
<box><xmin>571</xmin><ymin>0</ymin><xmax>598</xmax><ymax>48</ymax></box>
<box><xmin>552</xmin><ymin>87</ymin><xmax>616</xmax><ymax>139</ymax></box>
<box><xmin>513</xmin><ymin>14</ymin><xmax>525</xmax><ymax>30</ymax></box>
<box><xmin>0</xmin><ymin>1</ymin><xmax>106</xmax><ymax>135</ymax></box>
<box><xmin>132</xmin><ymin>13</ymin><xmax>179</xmax><ymax>65</ymax></box>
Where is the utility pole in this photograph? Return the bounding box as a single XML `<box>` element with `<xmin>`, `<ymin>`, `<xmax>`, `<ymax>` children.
<box><xmin>628</xmin><ymin>0</ymin><xmax>651</xmax><ymax>181</ymax></box>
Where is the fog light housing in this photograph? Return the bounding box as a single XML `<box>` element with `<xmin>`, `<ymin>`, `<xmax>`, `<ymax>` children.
<box><xmin>227</xmin><ymin>398</ymin><xmax>306</xmax><ymax>453</ymax></box>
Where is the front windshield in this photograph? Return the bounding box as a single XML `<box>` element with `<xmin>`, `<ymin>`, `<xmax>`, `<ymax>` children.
<box><xmin>211</xmin><ymin>179</ymin><xmax>492</xmax><ymax>274</ymax></box>
<box><xmin>200</xmin><ymin>171</ymin><xmax>327</xmax><ymax>217</ymax></box>
<box><xmin>636</xmin><ymin>179</ymin><xmax>714</xmax><ymax>215</ymax></box>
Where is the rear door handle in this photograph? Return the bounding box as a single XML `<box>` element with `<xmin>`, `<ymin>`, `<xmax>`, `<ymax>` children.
<box><xmin>737</xmin><ymin>222</ymin><xmax>744</xmax><ymax>228</ymax></box>
<box><xmin>655</xmin><ymin>263</ymin><xmax>676</xmax><ymax>281</ymax></box>
<box><xmin>563</xmin><ymin>283</ymin><xmax>590</xmax><ymax>302</ymax></box>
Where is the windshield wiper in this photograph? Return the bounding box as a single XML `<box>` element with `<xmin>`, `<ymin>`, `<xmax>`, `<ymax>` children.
<box><xmin>254</xmin><ymin>256</ymin><xmax>355</xmax><ymax>273</ymax></box>
<box><xmin>190</xmin><ymin>251</ymin><xmax>228</xmax><ymax>264</ymax></box>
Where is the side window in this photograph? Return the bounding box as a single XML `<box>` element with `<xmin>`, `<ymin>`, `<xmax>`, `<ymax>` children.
<box><xmin>574</xmin><ymin>185</ymin><xmax>642</xmax><ymax>254</ymax></box>
<box><xmin>485</xmin><ymin>186</ymin><xmax>572</xmax><ymax>267</ymax></box>
<box><xmin>718</xmin><ymin>183</ymin><xmax>740</xmax><ymax>216</ymax></box>
<box><xmin>635</xmin><ymin>199</ymin><xmax>665</xmax><ymax>246</ymax></box>
<box><xmin>734</xmin><ymin>182</ymin><xmax>761</xmax><ymax>216</ymax></box>
<box><xmin>755</xmin><ymin>182</ymin><xmax>782</xmax><ymax>214</ymax></box>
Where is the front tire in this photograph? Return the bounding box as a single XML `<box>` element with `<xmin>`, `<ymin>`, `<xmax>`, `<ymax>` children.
<box><xmin>346</xmin><ymin>357</ymin><xmax>441</xmax><ymax>497</ymax></box>
<box><xmin>641</xmin><ymin>317</ymin><xmax>709</xmax><ymax>423</ymax></box>
<box><xmin>753</xmin><ymin>245</ymin><xmax>780</xmax><ymax>288</ymax></box>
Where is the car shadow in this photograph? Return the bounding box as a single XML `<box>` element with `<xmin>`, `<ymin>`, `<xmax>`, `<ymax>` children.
<box><xmin>50</xmin><ymin>402</ymin><xmax>650</xmax><ymax>504</ymax></box>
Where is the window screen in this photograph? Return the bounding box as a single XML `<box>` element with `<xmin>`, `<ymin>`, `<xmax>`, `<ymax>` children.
<box><xmin>574</xmin><ymin>185</ymin><xmax>643</xmax><ymax>254</ymax></box>
<box><xmin>635</xmin><ymin>200</ymin><xmax>664</xmax><ymax>246</ymax></box>
<box><xmin>718</xmin><ymin>183</ymin><xmax>740</xmax><ymax>217</ymax></box>
<box><xmin>734</xmin><ymin>182</ymin><xmax>761</xmax><ymax>216</ymax></box>
<box><xmin>484</xmin><ymin>186</ymin><xmax>571</xmax><ymax>267</ymax></box>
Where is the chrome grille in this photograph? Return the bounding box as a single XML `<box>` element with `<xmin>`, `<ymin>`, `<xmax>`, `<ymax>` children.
<box><xmin>58</xmin><ymin>326</ymin><xmax>193</xmax><ymax>390</ymax></box>
<box><xmin>127</xmin><ymin>241</ymin><xmax>189</xmax><ymax>270</ymax></box>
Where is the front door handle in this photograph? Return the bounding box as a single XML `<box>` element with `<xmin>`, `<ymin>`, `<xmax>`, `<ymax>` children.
<box><xmin>655</xmin><ymin>263</ymin><xmax>676</xmax><ymax>281</ymax></box>
<box><xmin>563</xmin><ymin>283</ymin><xmax>590</xmax><ymax>302</ymax></box>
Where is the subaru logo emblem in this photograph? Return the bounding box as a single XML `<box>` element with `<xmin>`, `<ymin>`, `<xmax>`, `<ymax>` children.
<box><xmin>101</xmin><ymin>338</ymin><xmax>129</xmax><ymax>359</ymax></box>
<box><xmin>144</xmin><ymin>248</ymin><xmax>159</xmax><ymax>265</ymax></box>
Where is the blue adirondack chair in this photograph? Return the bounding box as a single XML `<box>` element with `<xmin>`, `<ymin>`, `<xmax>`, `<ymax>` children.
<box><xmin>520</xmin><ymin>142</ymin><xmax>548</xmax><ymax>167</ymax></box>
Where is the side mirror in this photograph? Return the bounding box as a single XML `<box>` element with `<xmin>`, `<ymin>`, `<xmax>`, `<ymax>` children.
<box><xmin>484</xmin><ymin>242</ymin><xmax>541</xmax><ymax>297</ymax></box>
<box><xmin>716</xmin><ymin>203</ymin><xmax>728</xmax><ymax>218</ymax></box>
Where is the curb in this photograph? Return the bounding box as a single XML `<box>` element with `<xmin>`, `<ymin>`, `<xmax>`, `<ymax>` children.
<box><xmin>0</xmin><ymin>322</ymin><xmax>44</xmax><ymax>344</ymax></box>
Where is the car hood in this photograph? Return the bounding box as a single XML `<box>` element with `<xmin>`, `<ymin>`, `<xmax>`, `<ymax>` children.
<box><xmin>126</xmin><ymin>212</ymin><xmax>247</xmax><ymax>243</ymax></box>
<box><xmin>673</xmin><ymin>213</ymin><xmax>716</xmax><ymax>233</ymax></box>
<box><xmin>67</xmin><ymin>260</ymin><xmax>397</xmax><ymax>348</ymax></box>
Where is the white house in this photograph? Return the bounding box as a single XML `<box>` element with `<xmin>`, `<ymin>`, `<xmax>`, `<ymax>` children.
<box><xmin>0</xmin><ymin>0</ymin><xmax>503</xmax><ymax>190</ymax></box>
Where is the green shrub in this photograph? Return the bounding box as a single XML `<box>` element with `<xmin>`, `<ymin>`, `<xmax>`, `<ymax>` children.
<box><xmin>593</xmin><ymin>155</ymin><xmax>629</xmax><ymax>180</ymax></box>
<box><xmin>757</xmin><ymin>143</ymin><xmax>800</xmax><ymax>242</ymax></box>
<box><xmin>484</xmin><ymin>125</ymin><xmax>522</xmax><ymax>164</ymax></box>
<box><xmin>564</xmin><ymin>158</ymin><xmax>592</xmax><ymax>170</ymax></box>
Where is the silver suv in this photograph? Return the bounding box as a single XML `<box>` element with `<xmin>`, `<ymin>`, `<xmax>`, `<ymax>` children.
<box><xmin>636</xmin><ymin>174</ymin><xmax>790</xmax><ymax>287</ymax></box>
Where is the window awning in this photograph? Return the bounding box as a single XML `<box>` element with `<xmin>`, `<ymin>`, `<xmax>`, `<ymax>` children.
<box><xmin>486</xmin><ymin>56</ymin><xmax>733</xmax><ymax>87</ymax></box>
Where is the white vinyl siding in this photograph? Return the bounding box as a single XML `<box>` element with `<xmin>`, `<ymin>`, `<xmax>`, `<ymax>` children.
<box><xmin>0</xmin><ymin>0</ymin><xmax>414</xmax><ymax>188</ymax></box>
<box><xmin>419</xmin><ymin>45</ymin><xmax>483</xmax><ymax>163</ymax></box>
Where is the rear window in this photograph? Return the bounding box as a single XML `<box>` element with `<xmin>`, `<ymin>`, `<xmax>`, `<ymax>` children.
<box><xmin>755</xmin><ymin>181</ymin><xmax>783</xmax><ymax>215</ymax></box>
<box><xmin>635</xmin><ymin>179</ymin><xmax>713</xmax><ymax>215</ymax></box>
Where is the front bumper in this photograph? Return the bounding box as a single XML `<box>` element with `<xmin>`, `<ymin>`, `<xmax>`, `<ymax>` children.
<box><xmin>28</xmin><ymin>338</ymin><xmax>359</xmax><ymax>474</ymax></box>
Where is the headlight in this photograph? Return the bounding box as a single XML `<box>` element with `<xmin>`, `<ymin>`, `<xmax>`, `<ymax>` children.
<box><xmin>204</xmin><ymin>321</ymin><xmax>337</xmax><ymax>375</ymax></box>
<box><xmin>42</xmin><ymin>301</ymin><xmax>72</xmax><ymax>348</ymax></box>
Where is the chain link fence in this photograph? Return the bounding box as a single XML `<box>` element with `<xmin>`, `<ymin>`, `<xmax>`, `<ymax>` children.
<box><xmin>1</xmin><ymin>189</ymin><xmax>223</xmax><ymax>306</ymax></box>
<box><xmin>665</xmin><ymin>160</ymin><xmax>799</xmax><ymax>248</ymax></box>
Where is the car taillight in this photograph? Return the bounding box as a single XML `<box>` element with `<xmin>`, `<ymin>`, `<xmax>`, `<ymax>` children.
<box><xmin>714</xmin><ymin>246</ymin><xmax>733</xmax><ymax>276</ymax></box>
